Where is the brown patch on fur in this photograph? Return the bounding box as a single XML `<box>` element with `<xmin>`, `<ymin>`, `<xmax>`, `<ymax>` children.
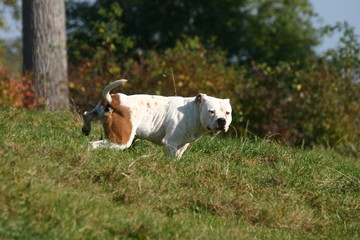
<box><xmin>103</xmin><ymin>94</ymin><xmax>132</xmax><ymax>145</ymax></box>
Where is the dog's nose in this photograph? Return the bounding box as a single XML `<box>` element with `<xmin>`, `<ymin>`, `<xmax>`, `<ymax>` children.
<box><xmin>217</xmin><ymin>118</ymin><xmax>226</xmax><ymax>127</ymax></box>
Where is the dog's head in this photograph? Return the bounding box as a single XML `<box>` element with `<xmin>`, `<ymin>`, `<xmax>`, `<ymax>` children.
<box><xmin>196</xmin><ymin>93</ymin><xmax>232</xmax><ymax>132</ymax></box>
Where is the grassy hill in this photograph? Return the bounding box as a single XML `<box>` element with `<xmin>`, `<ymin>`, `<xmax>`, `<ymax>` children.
<box><xmin>0</xmin><ymin>105</ymin><xmax>359</xmax><ymax>239</ymax></box>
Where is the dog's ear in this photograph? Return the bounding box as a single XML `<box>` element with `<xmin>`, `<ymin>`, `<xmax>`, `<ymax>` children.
<box><xmin>195</xmin><ymin>93</ymin><xmax>207</xmax><ymax>104</ymax></box>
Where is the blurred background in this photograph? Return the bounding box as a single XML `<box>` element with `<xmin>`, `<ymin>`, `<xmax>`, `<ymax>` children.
<box><xmin>0</xmin><ymin>0</ymin><xmax>359</xmax><ymax>156</ymax></box>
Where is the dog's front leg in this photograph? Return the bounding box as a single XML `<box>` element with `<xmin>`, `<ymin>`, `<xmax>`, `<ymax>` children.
<box><xmin>82</xmin><ymin>110</ymin><xmax>98</xmax><ymax>136</ymax></box>
<box><xmin>162</xmin><ymin>140</ymin><xmax>189</xmax><ymax>159</ymax></box>
<box><xmin>175</xmin><ymin>143</ymin><xmax>189</xmax><ymax>159</ymax></box>
<box><xmin>82</xmin><ymin>102</ymin><xmax>103</xmax><ymax>136</ymax></box>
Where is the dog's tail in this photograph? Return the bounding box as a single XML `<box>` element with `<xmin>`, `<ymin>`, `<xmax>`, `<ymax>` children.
<box><xmin>102</xmin><ymin>79</ymin><xmax>128</xmax><ymax>103</ymax></box>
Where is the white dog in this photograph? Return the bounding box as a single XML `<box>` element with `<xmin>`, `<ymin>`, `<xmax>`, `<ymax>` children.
<box><xmin>82</xmin><ymin>79</ymin><xmax>232</xmax><ymax>158</ymax></box>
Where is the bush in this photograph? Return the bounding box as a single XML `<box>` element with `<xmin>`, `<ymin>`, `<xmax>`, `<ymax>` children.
<box><xmin>236</xmin><ymin>61</ymin><xmax>360</xmax><ymax>152</ymax></box>
<box><xmin>0</xmin><ymin>68</ymin><xmax>36</xmax><ymax>109</ymax></box>
<box><xmin>124</xmin><ymin>37</ymin><xmax>239</xmax><ymax>97</ymax></box>
<box><xmin>69</xmin><ymin>37</ymin><xmax>240</xmax><ymax>108</ymax></box>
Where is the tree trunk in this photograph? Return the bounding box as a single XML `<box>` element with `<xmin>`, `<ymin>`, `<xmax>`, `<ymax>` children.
<box><xmin>22</xmin><ymin>0</ymin><xmax>69</xmax><ymax>111</ymax></box>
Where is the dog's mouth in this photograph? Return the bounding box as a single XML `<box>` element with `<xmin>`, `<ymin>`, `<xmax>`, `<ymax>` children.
<box><xmin>207</xmin><ymin>126</ymin><xmax>226</xmax><ymax>131</ymax></box>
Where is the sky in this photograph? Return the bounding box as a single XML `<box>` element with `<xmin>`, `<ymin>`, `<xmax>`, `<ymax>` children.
<box><xmin>310</xmin><ymin>0</ymin><xmax>360</xmax><ymax>53</ymax></box>
<box><xmin>0</xmin><ymin>0</ymin><xmax>359</xmax><ymax>53</ymax></box>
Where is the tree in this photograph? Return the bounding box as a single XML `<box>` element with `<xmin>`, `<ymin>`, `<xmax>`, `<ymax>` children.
<box><xmin>22</xmin><ymin>0</ymin><xmax>69</xmax><ymax>110</ymax></box>
<box><xmin>241</xmin><ymin>0</ymin><xmax>319</xmax><ymax>64</ymax></box>
<box><xmin>66</xmin><ymin>1</ymin><xmax>133</xmax><ymax>62</ymax></box>
<box><xmin>66</xmin><ymin>0</ymin><xmax>319</xmax><ymax>65</ymax></box>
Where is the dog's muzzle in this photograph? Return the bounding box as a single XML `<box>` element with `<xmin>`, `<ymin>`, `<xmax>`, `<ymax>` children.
<box><xmin>216</xmin><ymin>118</ymin><xmax>226</xmax><ymax>130</ymax></box>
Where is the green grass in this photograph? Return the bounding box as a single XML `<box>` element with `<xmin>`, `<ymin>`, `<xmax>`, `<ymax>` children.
<box><xmin>0</xmin><ymin>105</ymin><xmax>359</xmax><ymax>239</ymax></box>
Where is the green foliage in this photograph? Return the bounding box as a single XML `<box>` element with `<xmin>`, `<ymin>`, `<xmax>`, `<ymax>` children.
<box><xmin>67</xmin><ymin>1</ymin><xmax>133</xmax><ymax>62</ymax></box>
<box><xmin>1</xmin><ymin>107</ymin><xmax>359</xmax><ymax>239</ymax></box>
<box><xmin>242</xmin><ymin>0</ymin><xmax>319</xmax><ymax>64</ymax></box>
<box><xmin>66</xmin><ymin>0</ymin><xmax>319</xmax><ymax>64</ymax></box>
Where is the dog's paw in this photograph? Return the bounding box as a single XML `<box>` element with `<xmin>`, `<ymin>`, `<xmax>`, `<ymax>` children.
<box><xmin>82</xmin><ymin>126</ymin><xmax>91</xmax><ymax>136</ymax></box>
<box><xmin>90</xmin><ymin>141</ymin><xmax>100</xmax><ymax>148</ymax></box>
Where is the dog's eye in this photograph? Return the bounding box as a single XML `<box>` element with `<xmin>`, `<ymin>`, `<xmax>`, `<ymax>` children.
<box><xmin>209</xmin><ymin>110</ymin><xmax>215</xmax><ymax>114</ymax></box>
<box><xmin>226</xmin><ymin>111</ymin><xmax>231</xmax><ymax>115</ymax></box>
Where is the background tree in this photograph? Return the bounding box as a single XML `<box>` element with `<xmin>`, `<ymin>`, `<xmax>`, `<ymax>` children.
<box><xmin>66</xmin><ymin>0</ymin><xmax>319</xmax><ymax>65</ymax></box>
<box><xmin>66</xmin><ymin>1</ymin><xmax>133</xmax><ymax>62</ymax></box>
<box><xmin>22</xmin><ymin>0</ymin><xmax>69</xmax><ymax>110</ymax></box>
<box><xmin>241</xmin><ymin>0</ymin><xmax>319</xmax><ymax>64</ymax></box>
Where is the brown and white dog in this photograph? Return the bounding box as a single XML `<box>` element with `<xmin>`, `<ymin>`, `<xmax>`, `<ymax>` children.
<box><xmin>82</xmin><ymin>79</ymin><xmax>232</xmax><ymax>158</ymax></box>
